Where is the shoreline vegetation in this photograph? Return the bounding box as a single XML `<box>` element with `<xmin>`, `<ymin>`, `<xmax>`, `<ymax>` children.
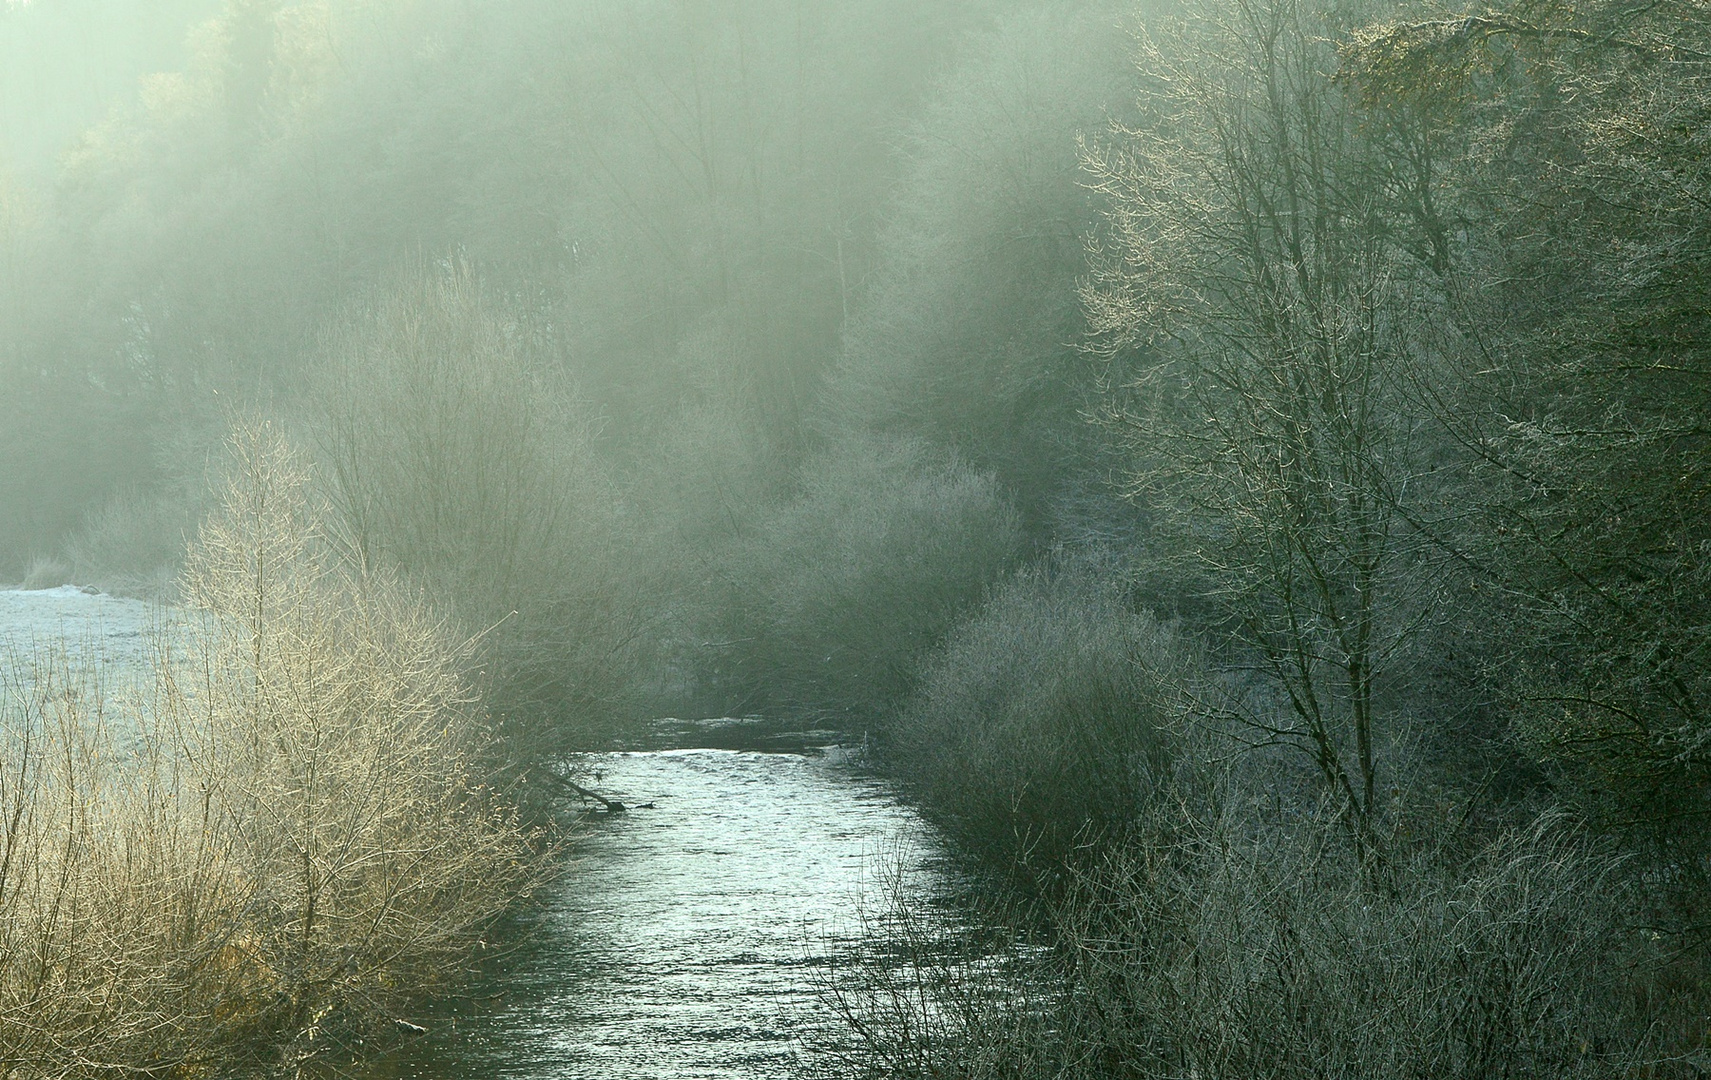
<box><xmin>3</xmin><ymin>0</ymin><xmax>1711</xmax><ymax>1074</ymax></box>
<box><xmin>0</xmin><ymin>424</ymin><xmax>547</xmax><ymax>1075</ymax></box>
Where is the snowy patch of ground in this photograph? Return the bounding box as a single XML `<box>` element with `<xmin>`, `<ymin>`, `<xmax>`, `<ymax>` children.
<box><xmin>0</xmin><ymin>585</ymin><xmax>165</xmax><ymax>692</ymax></box>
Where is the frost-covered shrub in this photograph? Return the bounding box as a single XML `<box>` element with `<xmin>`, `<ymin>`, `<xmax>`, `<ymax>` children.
<box><xmin>817</xmin><ymin>811</ymin><xmax>1641</xmax><ymax>1080</ymax></box>
<box><xmin>891</xmin><ymin>558</ymin><xmax>1187</xmax><ymax>875</ymax></box>
<box><xmin>705</xmin><ymin>438</ymin><xmax>1021</xmax><ymax>722</ymax></box>
<box><xmin>0</xmin><ymin>422</ymin><xmax>539</xmax><ymax>1073</ymax></box>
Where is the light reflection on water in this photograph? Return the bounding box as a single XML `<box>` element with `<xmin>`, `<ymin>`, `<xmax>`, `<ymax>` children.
<box><xmin>0</xmin><ymin>587</ymin><xmax>170</xmax><ymax>744</ymax></box>
<box><xmin>0</xmin><ymin>591</ymin><xmax>961</xmax><ymax>1077</ymax></box>
<box><xmin>363</xmin><ymin>740</ymin><xmax>958</xmax><ymax>1079</ymax></box>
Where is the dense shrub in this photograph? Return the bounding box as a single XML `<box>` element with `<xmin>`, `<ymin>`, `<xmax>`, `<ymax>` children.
<box><xmin>890</xmin><ymin>559</ymin><xmax>1188</xmax><ymax>876</ymax></box>
<box><xmin>315</xmin><ymin>264</ymin><xmax>648</xmax><ymax>751</ymax></box>
<box><xmin>0</xmin><ymin>0</ymin><xmax>1004</xmax><ymax>574</ymax></box>
<box><xmin>1347</xmin><ymin>0</ymin><xmax>1711</xmax><ymax>881</ymax></box>
<box><xmin>61</xmin><ymin>485</ymin><xmax>200</xmax><ymax>597</ymax></box>
<box><xmin>700</xmin><ymin>438</ymin><xmax>1021</xmax><ymax>723</ymax></box>
<box><xmin>0</xmin><ymin>647</ymin><xmax>262</xmax><ymax>1073</ymax></box>
<box><xmin>55</xmin><ymin>426</ymin><xmax>223</xmax><ymax>598</ymax></box>
<box><xmin>827</xmin><ymin>0</ymin><xmax>1136</xmax><ymax>536</ymax></box>
<box><xmin>817</xmin><ymin>807</ymin><xmax>1656</xmax><ymax>1080</ymax></box>
<box><xmin>1080</xmin><ymin>0</ymin><xmax>1455</xmax><ymax>836</ymax></box>
<box><xmin>0</xmin><ymin>422</ymin><xmax>539</xmax><ymax>1074</ymax></box>
<box><xmin>17</xmin><ymin>555</ymin><xmax>71</xmax><ymax>590</ymax></box>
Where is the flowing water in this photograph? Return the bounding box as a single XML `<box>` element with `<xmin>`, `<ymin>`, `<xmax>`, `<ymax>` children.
<box><xmin>0</xmin><ymin>587</ymin><xmax>962</xmax><ymax>1079</ymax></box>
<box><xmin>360</xmin><ymin>734</ymin><xmax>959</xmax><ymax>1079</ymax></box>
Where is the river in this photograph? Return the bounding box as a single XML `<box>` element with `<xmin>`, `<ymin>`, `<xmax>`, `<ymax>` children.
<box><xmin>0</xmin><ymin>586</ymin><xmax>961</xmax><ymax>1078</ymax></box>
<box><xmin>361</xmin><ymin>733</ymin><xmax>958</xmax><ymax>1078</ymax></box>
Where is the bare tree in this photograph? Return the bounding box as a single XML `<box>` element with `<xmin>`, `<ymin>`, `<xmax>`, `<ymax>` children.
<box><xmin>0</xmin><ymin>420</ymin><xmax>542</xmax><ymax>1073</ymax></box>
<box><xmin>1081</xmin><ymin>0</ymin><xmax>1444</xmax><ymax>837</ymax></box>
<box><xmin>315</xmin><ymin>263</ymin><xmax>649</xmax><ymax>752</ymax></box>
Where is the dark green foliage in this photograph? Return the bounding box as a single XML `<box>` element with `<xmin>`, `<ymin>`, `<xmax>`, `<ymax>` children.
<box><xmin>1481</xmin><ymin>18</ymin><xmax>1711</xmax><ymax>865</ymax></box>
<box><xmin>1082</xmin><ymin>0</ymin><xmax>1457</xmax><ymax>836</ymax></box>
<box><xmin>1344</xmin><ymin>0</ymin><xmax>1711</xmax><ymax>867</ymax></box>
<box><xmin>812</xmin><ymin>1</ymin><xmax>1711</xmax><ymax>1072</ymax></box>
<box><xmin>11</xmin><ymin>0</ymin><xmax>1711</xmax><ymax>1071</ymax></box>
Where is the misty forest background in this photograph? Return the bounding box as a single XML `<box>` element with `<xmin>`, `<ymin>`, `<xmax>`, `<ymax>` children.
<box><xmin>4</xmin><ymin>0</ymin><xmax>1711</xmax><ymax>1074</ymax></box>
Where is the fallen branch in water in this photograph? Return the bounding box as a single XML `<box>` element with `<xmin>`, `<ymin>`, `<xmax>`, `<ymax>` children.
<box><xmin>541</xmin><ymin>772</ymin><xmax>626</xmax><ymax>813</ymax></box>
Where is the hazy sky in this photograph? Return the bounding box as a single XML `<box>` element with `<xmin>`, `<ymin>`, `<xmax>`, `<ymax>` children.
<box><xmin>0</xmin><ymin>0</ymin><xmax>216</xmax><ymax>182</ymax></box>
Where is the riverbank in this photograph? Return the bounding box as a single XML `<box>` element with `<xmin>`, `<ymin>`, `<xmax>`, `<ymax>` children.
<box><xmin>0</xmin><ymin>578</ymin><xmax>959</xmax><ymax>1079</ymax></box>
<box><xmin>0</xmin><ymin>427</ymin><xmax>546</xmax><ymax>1077</ymax></box>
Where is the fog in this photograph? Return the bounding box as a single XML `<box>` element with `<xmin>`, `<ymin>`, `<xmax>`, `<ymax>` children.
<box><xmin>3</xmin><ymin>0</ymin><xmax>1710</xmax><ymax>1074</ymax></box>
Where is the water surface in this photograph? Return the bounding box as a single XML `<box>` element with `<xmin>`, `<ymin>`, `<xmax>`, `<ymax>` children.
<box><xmin>363</xmin><ymin>734</ymin><xmax>956</xmax><ymax>1079</ymax></box>
<box><xmin>0</xmin><ymin>588</ymin><xmax>959</xmax><ymax>1078</ymax></box>
<box><xmin>0</xmin><ymin>584</ymin><xmax>159</xmax><ymax>673</ymax></box>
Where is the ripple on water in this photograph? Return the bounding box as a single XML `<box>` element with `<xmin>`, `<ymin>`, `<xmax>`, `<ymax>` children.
<box><xmin>363</xmin><ymin>745</ymin><xmax>958</xmax><ymax>1080</ymax></box>
<box><xmin>0</xmin><ymin>587</ymin><xmax>162</xmax><ymax>674</ymax></box>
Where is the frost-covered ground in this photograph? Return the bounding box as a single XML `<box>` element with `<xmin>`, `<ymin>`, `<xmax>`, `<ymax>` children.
<box><xmin>0</xmin><ymin>584</ymin><xmax>160</xmax><ymax>669</ymax></box>
<box><xmin>0</xmin><ymin>584</ymin><xmax>165</xmax><ymax>704</ymax></box>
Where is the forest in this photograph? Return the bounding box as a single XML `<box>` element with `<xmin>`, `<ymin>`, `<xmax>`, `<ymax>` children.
<box><xmin>2</xmin><ymin>0</ymin><xmax>1709</xmax><ymax>1073</ymax></box>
